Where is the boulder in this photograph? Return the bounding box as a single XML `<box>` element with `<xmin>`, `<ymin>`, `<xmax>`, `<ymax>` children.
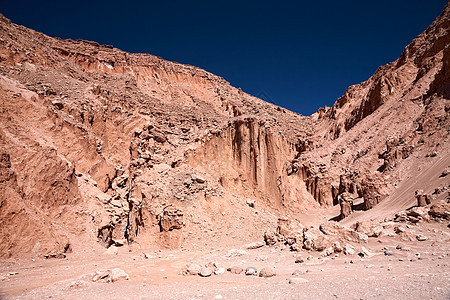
<box><xmin>184</xmin><ymin>264</ymin><xmax>202</xmax><ymax>276</ymax></box>
<box><xmin>111</xmin><ymin>268</ymin><xmax>129</xmax><ymax>282</ymax></box>
<box><xmin>358</xmin><ymin>247</ymin><xmax>373</xmax><ymax>258</ymax></box>
<box><xmin>343</xmin><ymin>244</ymin><xmax>356</xmax><ymax>255</ymax></box>
<box><xmin>264</xmin><ymin>232</ymin><xmax>278</xmax><ymax>246</ymax></box>
<box><xmin>429</xmin><ymin>201</ymin><xmax>450</xmax><ymax>219</ymax></box>
<box><xmin>319</xmin><ymin>222</ymin><xmax>368</xmax><ymax>243</ymax></box>
<box><xmin>277</xmin><ymin>218</ymin><xmax>304</xmax><ymax>246</ymax></box>
<box><xmin>303</xmin><ymin>227</ymin><xmax>332</xmax><ymax>251</ymax></box>
<box><xmin>92</xmin><ymin>268</ymin><xmax>129</xmax><ymax>283</ymax></box>
<box><xmin>259</xmin><ymin>268</ymin><xmax>276</xmax><ymax>278</ymax></box>
<box><xmin>407</xmin><ymin>207</ymin><xmax>429</xmax><ymax>220</ymax></box>
<box><xmin>354</xmin><ymin>220</ymin><xmax>383</xmax><ymax>237</ymax></box>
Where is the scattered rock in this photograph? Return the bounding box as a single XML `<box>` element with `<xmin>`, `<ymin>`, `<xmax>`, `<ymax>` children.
<box><xmin>111</xmin><ymin>268</ymin><xmax>129</xmax><ymax>282</ymax></box>
<box><xmin>264</xmin><ymin>231</ymin><xmax>278</xmax><ymax>246</ymax></box>
<box><xmin>429</xmin><ymin>201</ymin><xmax>450</xmax><ymax>219</ymax></box>
<box><xmin>384</xmin><ymin>249</ymin><xmax>394</xmax><ymax>256</ymax></box>
<box><xmin>343</xmin><ymin>244</ymin><xmax>356</xmax><ymax>255</ymax></box>
<box><xmin>289</xmin><ymin>277</ymin><xmax>309</xmax><ymax>284</ymax></box>
<box><xmin>319</xmin><ymin>222</ymin><xmax>368</xmax><ymax>243</ymax></box>
<box><xmin>354</xmin><ymin>220</ymin><xmax>383</xmax><ymax>237</ymax></box>
<box><xmin>228</xmin><ymin>266</ymin><xmax>243</xmax><ymax>274</ymax></box>
<box><xmin>114</xmin><ymin>239</ymin><xmax>126</xmax><ymax>246</ymax></box>
<box><xmin>246</xmin><ymin>199</ymin><xmax>255</xmax><ymax>208</ymax></box>
<box><xmin>92</xmin><ymin>268</ymin><xmax>129</xmax><ymax>282</ymax></box>
<box><xmin>295</xmin><ymin>256</ymin><xmax>305</xmax><ymax>263</ymax></box>
<box><xmin>226</xmin><ymin>249</ymin><xmax>247</xmax><ymax>257</ymax></box>
<box><xmin>259</xmin><ymin>267</ymin><xmax>276</xmax><ymax>278</ymax></box>
<box><xmin>396</xmin><ymin>244</ymin><xmax>403</xmax><ymax>250</ymax></box>
<box><xmin>192</xmin><ymin>175</ymin><xmax>206</xmax><ymax>183</ymax></box>
<box><xmin>52</xmin><ymin>100</ymin><xmax>64</xmax><ymax>110</ymax></box>
<box><xmin>408</xmin><ymin>206</ymin><xmax>429</xmax><ymax>219</ymax></box>
<box><xmin>358</xmin><ymin>247</ymin><xmax>373</xmax><ymax>258</ymax></box>
<box><xmin>245</xmin><ymin>267</ymin><xmax>258</xmax><ymax>276</ymax></box>
<box><xmin>214</xmin><ymin>268</ymin><xmax>225</xmax><ymax>275</ymax></box>
<box><xmin>439</xmin><ymin>167</ymin><xmax>450</xmax><ymax>177</ymax></box>
<box><xmin>184</xmin><ymin>264</ymin><xmax>202</xmax><ymax>276</ymax></box>
<box><xmin>199</xmin><ymin>267</ymin><xmax>212</xmax><ymax>277</ymax></box>
<box><xmin>292</xmin><ymin>270</ymin><xmax>303</xmax><ymax>276</ymax></box>
<box><xmin>105</xmin><ymin>246</ymin><xmax>119</xmax><ymax>255</ymax></box>
<box><xmin>245</xmin><ymin>241</ymin><xmax>265</xmax><ymax>249</ymax></box>
<box><xmin>44</xmin><ymin>252</ymin><xmax>66</xmax><ymax>259</ymax></box>
<box><xmin>416</xmin><ymin>234</ymin><xmax>428</xmax><ymax>241</ymax></box>
<box><xmin>394</xmin><ymin>226</ymin><xmax>406</xmax><ymax>234</ymax></box>
<box><xmin>303</xmin><ymin>227</ymin><xmax>332</xmax><ymax>251</ymax></box>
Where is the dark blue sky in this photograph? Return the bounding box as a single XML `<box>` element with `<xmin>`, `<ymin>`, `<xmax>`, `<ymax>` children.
<box><xmin>0</xmin><ymin>1</ymin><xmax>446</xmax><ymax>115</ymax></box>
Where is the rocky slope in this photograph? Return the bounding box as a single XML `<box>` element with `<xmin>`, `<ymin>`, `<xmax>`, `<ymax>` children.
<box><xmin>0</xmin><ymin>3</ymin><xmax>448</xmax><ymax>258</ymax></box>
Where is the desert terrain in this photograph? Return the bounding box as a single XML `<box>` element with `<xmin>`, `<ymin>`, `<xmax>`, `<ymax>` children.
<box><xmin>0</xmin><ymin>3</ymin><xmax>449</xmax><ymax>300</ymax></box>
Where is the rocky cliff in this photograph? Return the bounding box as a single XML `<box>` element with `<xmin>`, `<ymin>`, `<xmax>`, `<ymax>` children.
<box><xmin>0</xmin><ymin>3</ymin><xmax>448</xmax><ymax>257</ymax></box>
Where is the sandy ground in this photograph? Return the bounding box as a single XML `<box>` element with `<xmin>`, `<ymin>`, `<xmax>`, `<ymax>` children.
<box><xmin>1</xmin><ymin>222</ymin><xmax>449</xmax><ymax>300</ymax></box>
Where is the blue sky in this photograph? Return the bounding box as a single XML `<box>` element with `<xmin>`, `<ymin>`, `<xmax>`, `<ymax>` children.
<box><xmin>0</xmin><ymin>0</ymin><xmax>446</xmax><ymax>115</ymax></box>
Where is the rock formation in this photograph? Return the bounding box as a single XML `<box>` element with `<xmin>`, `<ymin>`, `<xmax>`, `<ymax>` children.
<box><xmin>0</xmin><ymin>3</ymin><xmax>449</xmax><ymax>258</ymax></box>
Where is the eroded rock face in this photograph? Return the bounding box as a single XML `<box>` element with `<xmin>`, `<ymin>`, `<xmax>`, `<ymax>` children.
<box><xmin>415</xmin><ymin>190</ymin><xmax>432</xmax><ymax>207</ymax></box>
<box><xmin>159</xmin><ymin>206</ymin><xmax>184</xmax><ymax>232</ymax></box>
<box><xmin>338</xmin><ymin>192</ymin><xmax>354</xmax><ymax>220</ymax></box>
<box><xmin>0</xmin><ymin>3</ymin><xmax>449</xmax><ymax>256</ymax></box>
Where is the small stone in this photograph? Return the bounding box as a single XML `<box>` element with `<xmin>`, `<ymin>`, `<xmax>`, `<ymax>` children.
<box><xmin>214</xmin><ymin>268</ymin><xmax>225</xmax><ymax>275</ymax></box>
<box><xmin>259</xmin><ymin>267</ymin><xmax>276</xmax><ymax>278</ymax></box>
<box><xmin>394</xmin><ymin>226</ymin><xmax>406</xmax><ymax>234</ymax></box>
<box><xmin>114</xmin><ymin>239</ymin><xmax>126</xmax><ymax>246</ymax></box>
<box><xmin>292</xmin><ymin>270</ymin><xmax>303</xmax><ymax>276</ymax></box>
<box><xmin>416</xmin><ymin>234</ymin><xmax>428</xmax><ymax>241</ymax></box>
<box><xmin>358</xmin><ymin>247</ymin><xmax>372</xmax><ymax>258</ymax></box>
<box><xmin>105</xmin><ymin>246</ymin><xmax>119</xmax><ymax>255</ymax></box>
<box><xmin>199</xmin><ymin>267</ymin><xmax>212</xmax><ymax>277</ymax></box>
<box><xmin>192</xmin><ymin>175</ymin><xmax>206</xmax><ymax>183</ymax></box>
<box><xmin>384</xmin><ymin>249</ymin><xmax>394</xmax><ymax>256</ymax></box>
<box><xmin>185</xmin><ymin>264</ymin><xmax>202</xmax><ymax>276</ymax></box>
<box><xmin>295</xmin><ymin>256</ymin><xmax>305</xmax><ymax>263</ymax></box>
<box><xmin>214</xmin><ymin>295</ymin><xmax>223</xmax><ymax>300</ymax></box>
<box><xmin>228</xmin><ymin>266</ymin><xmax>243</xmax><ymax>274</ymax></box>
<box><xmin>289</xmin><ymin>277</ymin><xmax>309</xmax><ymax>284</ymax></box>
<box><xmin>343</xmin><ymin>244</ymin><xmax>356</xmax><ymax>255</ymax></box>
<box><xmin>111</xmin><ymin>268</ymin><xmax>129</xmax><ymax>282</ymax></box>
<box><xmin>245</xmin><ymin>267</ymin><xmax>258</xmax><ymax>276</ymax></box>
<box><xmin>245</xmin><ymin>241</ymin><xmax>265</xmax><ymax>249</ymax></box>
<box><xmin>246</xmin><ymin>199</ymin><xmax>255</xmax><ymax>208</ymax></box>
<box><xmin>226</xmin><ymin>249</ymin><xmax>247</xmax><ymax>257</ymax></box>
<box><xmin>396</xmin><ymin>244</ymin><xmax>403</xmax><ymax>250</ymax></box>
